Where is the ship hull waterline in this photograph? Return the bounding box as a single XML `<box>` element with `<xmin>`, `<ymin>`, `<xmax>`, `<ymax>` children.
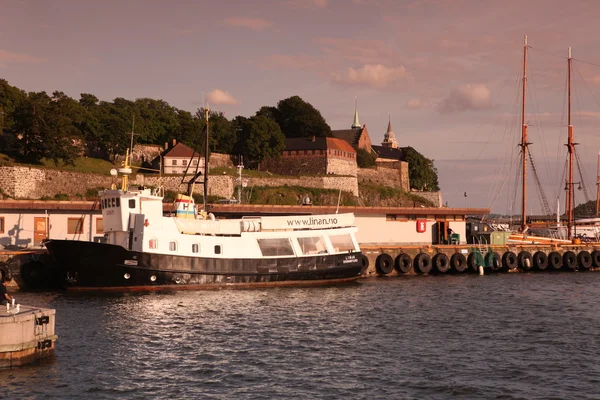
<box><xmin>45</xmin><ymin>240</ymin><xmax>366</xmax><ymax>291</ymax></box>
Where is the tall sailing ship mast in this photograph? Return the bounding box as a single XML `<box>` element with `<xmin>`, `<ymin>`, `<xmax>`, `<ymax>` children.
<box><xmin>520</xmin><ymin>36</ymin><xmax>529</xmax><ymax>232</ymax></box>
<box><xmin>565</xmin><ymin>47</ymin><xmax>576</xmax><ymax>239</ymax></box>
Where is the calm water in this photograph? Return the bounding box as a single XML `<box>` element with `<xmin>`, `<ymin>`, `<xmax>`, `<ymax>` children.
<box><xmin>3</xmin><ymin>273</ymin><xmax>600</xmax><ymax>399</ymax></box>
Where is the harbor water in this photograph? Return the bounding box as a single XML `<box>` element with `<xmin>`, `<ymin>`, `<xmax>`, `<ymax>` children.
<box><xmin>3</xmin><ymin>273</ymin><xmax>600</xmax><ymax>399</ymax></box>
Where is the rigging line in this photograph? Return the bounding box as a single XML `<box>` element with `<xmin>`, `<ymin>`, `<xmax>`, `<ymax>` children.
<box><xmin>528</xmin><ymin>150</ymin><xmax>553</xmax><ymax>216</ymax></box>
<box><xmin>510</xmin><ymin>153</ymin><xmax>523</xmax><ymax>217</ymax></box>
<box><xmin>528</xmin><ymin>45</ymin><xmax>568</xmax><ymax>61</ymax></box>
<box><xmin>574</xmin><ymin>62</ymin><xmax>600</xmax><ymax>113</ymax></box>
<box><xmin>575</xmin><ymin>152</ymin><xmax>591</xmax><ymax>203</ymax></box>
<box><xmin>572</xmin><ymin>57</ymin><xmax>600</xmax><ymax>69</ymax></box>
<box><xmin>554</xmin><ymin>67</ymin><xmax>569</xmax><ymax>202</ymax></box>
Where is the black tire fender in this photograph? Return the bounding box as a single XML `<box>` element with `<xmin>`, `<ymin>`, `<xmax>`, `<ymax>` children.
<box><xmin>375</xmin><ymin>253</ymin><xmax>394</xmax><ymax>275</ymax></box>
<box><xmin>517</xmin><ymin>251</ymin><xmax>533</xmax><ymax>269</ymax></box>
<box><xmin>414</xmin><ymin>253</ymin><xmax>432</xmax><ymax>274</ymax></box>
<box><xmin>533</xmin><ymin>251</ymin><xmax>548</xmax><ymax>270</ymax></box>
<box><xmin>433</xmin><ymin>253</ymin><xmax>450</xmax><ymax>273</ymax></box>
<box><xmin>394</xmin><ymin>253</ymin><xmax>413</xmax><ymax>274</ymax></box>
<box><xmin>577</xmin><ymin>251</ymin><xmax>592</xmax><ymax>270</ymax></box>
<box><xmin>467</xmin><ymin>252</ymin><xmax>484</xmax><ymax>272</ymax></box>
<box><xmin>591</xmin><ymin>250</ymin><xmax>600</xmax><ymax>268</ymax></box>
<box><xmin>502</xmin><ymin>251</ymin><xmax>518</xmax><ymax>270</ymax></box>
<box><xmin>563</xmin><ymin>251</ymin><xmax>577</xmax><ymax>270</ymax></box>
<box><xmin>548</xmin><ymin>251</ymin><xmax>562</xmax><ymax>270</ymax></box>
<box><xmin>450</xmin><ymin>253</ymin><xmax>468</xmax><ymax>273</ymax></box>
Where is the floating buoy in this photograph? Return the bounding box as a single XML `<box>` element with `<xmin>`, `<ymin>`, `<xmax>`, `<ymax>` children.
<box><xmin>394</xmin><ymin>253</ymin><xmax>412</xmax><ymax>274</ymax></box>
<box><xmin>375</xmin><ymin>253</ymin><xmax>394</xmax><ymax>275</ymax></box>
<box><xmin>450</xmin><ymin>253</ymin><xmax>468</xmax><ymax>273</ymax></box>
<box><xmin>414</xmin><ymin>253</ymin><xmax>432</xmax><ymax>274</ymax></box>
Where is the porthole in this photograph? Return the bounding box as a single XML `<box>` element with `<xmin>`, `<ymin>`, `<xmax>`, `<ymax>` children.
<box><xmin>150</xmin><ymin>275</ymin><xmax>157</xmax><ymax>282</ymax></box>
<box><xmin>124</xmin><ymin>273</ymin><xmax>131</xmax><ymax>280</ymax></box>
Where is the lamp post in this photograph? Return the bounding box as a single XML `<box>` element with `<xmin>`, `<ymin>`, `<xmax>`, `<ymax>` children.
<box><xmin>565</xmin><ymin>181</ymin><xmax>582</xmax><ymax>239</ymax></box>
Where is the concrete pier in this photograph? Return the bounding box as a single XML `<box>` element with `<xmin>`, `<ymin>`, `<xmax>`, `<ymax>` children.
<box><xmin>0</xmin><ymin>305</ymin><xmax>57</xmax><ymax>368</ymax></box>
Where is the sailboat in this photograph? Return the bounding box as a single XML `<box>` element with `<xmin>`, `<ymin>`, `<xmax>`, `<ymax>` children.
<box><xmin>44</xmin><ymin>107</ymin><xmax>367</xmax><ymax>290</ymax></box>
<box><xmin>508</xmin><ymin>37</ymin><xmax>600</xmax><ymax>244</ymax></box>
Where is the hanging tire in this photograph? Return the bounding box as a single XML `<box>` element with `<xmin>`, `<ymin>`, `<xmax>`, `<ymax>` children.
<box><xmin>433</xmin><ymin>253</ymin><xmax>450</xmax><ymax>273</ymax></box>
<box><xmin>485</xmin><ymin>252</ymin><xmax>501</xmax><ymax>271</ymax></box>
<box><xmin>533</xmin><ymin>251</ymin><xmax>548</xmax><ymax>270</ymax></box>
<box><xmin>394</xmin><ymin>253</ymin><xmax>413</xmax><ymax>274</ymax></box>
<box><xmin>591</xmin><ymin>250</ymin><xmax>600</xmax><ymax>268</ymax></box>
<box><xmin>375</xmin><ymin>253</ymin><xmax>394</xmax><ymax>275</ymax></box>
<box><xmin>563</xmin><ymin>251</ymin><xmax>577</xmax><ymax>270</ymax></box>
<box><xmin>502</xmin><ymin>251</ymin><xmax>518</xmax><ymax>270</ymax></box>
<box><xmin>360</xmin><ymin>254</ymin><xmax>370</xmax><ymax>270</ymax></box>
<box><xmin>467</xmin><ymin>252</ymin><xmax>484</xmax><ymax>272</ymax></box>
<box><xmin>414</xmin><ymin>253</ymin><xmax>432</xmax><ymax>274</ymax></box>
<box><xmin>577</xmin><ymin>251</ymin><xmax>592</xmax><ymax>270</ymax></box>
<box><xmin>548</xmin><ymin>251</ymin><xmax>562</xmax><ymax>270</ymax></box>
<box><xmin>450</xmin><ymin>253</ymin><xmax>467</xmax><ymax>273</ymax></box>
<box><xmin>0</xmin><ymin>262</ymin><xmax>11</xmax><ymax>281</ymax></box>
<box><xmin>517</xmin><ymin>251</ymin><xmax>533</xmax><ymax>270</ymax></box>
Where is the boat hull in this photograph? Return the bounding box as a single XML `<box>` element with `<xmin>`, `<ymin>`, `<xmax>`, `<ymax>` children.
<box><xmin>45</xmin><ymin>240</ymin><xmax>366</xmax><ymax>291</ymax></box>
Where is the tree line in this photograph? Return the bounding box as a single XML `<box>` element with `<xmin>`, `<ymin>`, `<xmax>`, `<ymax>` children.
<box><xmin>0</xmin><ymin>79</ymin><xmax>439</xmax><ymax>191</ymax></box>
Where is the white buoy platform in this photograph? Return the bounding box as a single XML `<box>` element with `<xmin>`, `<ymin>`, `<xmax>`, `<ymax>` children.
<box><xmin>0</xmin><ymin>305</ymin><xmax>57</xmax><ymax>368</ymax></box>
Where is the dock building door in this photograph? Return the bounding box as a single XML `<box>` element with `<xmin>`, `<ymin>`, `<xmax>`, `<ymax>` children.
<box><xmin>34</xmin><ymin>217</ymin><xmax>49</xmax><ymax>246</ymax></box>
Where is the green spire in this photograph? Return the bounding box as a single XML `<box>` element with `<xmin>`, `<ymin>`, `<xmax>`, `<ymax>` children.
<box><xmin>351</xmin><ymin>97</ymin><xmax>361</xmax><ymax>129</ymax></box>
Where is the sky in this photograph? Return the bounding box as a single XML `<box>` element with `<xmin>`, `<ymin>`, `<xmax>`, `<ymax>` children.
<box><xmin>3</xmin><ymin>0</ymin><xmax>600</xmax><ymax>214</ymax></box>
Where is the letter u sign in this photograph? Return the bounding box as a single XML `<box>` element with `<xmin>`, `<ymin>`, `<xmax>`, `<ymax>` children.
<box><xmin>416</xmin><ymin>220</ymin><xmax>426</xmax><ymax>233</ymax></box>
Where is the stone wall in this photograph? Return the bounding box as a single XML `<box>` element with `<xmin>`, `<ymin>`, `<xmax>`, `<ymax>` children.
<box><xmin>357</xmin><ymin>161</ymin><xmax>409</xmax><ymax>192</ymax></box>
<box><xmin>245</xmin><ymin>176</ymin><xmax>359</xmax><ymax>196</ymax></box>
<box><xmin>327</xmin><ymin>157</ymin><xmax>357</xmax><ymax>176</ymax></box>
<box><xmin>209</xmin><ymin>153</ymin><xmax>235</xmax><ymax>169</ymax></box>
<box><xmin>261</xmin><ymin>155</ymin><xmax>328</xmax><ymax>175</ymax></box>
<box><xmin>414</xmin><ymin>191</ymin><xmax>443</xmax><ymax>207</ymax></box>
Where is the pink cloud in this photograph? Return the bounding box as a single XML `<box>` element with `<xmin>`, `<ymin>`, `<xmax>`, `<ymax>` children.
<box><xmin>406</xmin><ymin>98</ymin><xmax>431</xmax><ymax>109</ymax></box>
<box><xmin>331</xmin><ymin>64</ymin><xmax>408</xmax><ymax>89</ymax></box>
<box><xmin>206</xmin><ymin>89</ymin><xmax>238</xmax><ymax>105</ymax></box>
<box><xmin>224</xmin><ymin>17</ymin><xmax>273</xmax><ymax>31</ymax></box>
<box><xmin>0</xmin><ymin>49</ymin><xmax>46</xmax><ymax>64</ymax></box>
<box><xmin>438</xmin><ymin>84</ymin><xmax>493</xmax><ymax>113</ymax></box>
<box><xmin>285</xmin><ymin>0</ymin><xmax>328</xmax><ymax>8</ymax></box>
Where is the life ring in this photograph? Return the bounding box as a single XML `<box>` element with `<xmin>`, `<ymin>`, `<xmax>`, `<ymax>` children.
<box><xmin>517</xmin><ymin>251</ymin><xmax>533</xmax><ymax>270</ymax></box>
<box><xmin>413</xmin><ymin>253</ymin><xmax>432</xmax><ymax>274</ymax></box>
<box><xmin>484</xmin><ymin>251</ymin><xmax>501</xmax><ymax>271</ymax></box>
<box><xmin>547</xmin><ymin>251</ymin><xmax>562</xmax><ymax>270</ymax></box>
<box><xmin>0</xmin><ymin>262</ymin><xmax>11</xmax><ymax>281</ymax></box>
<box><xmin>533</xmin><ymin>251</ymin><xmax>548</xmax><ymax>270</ymax></box>
<box><xmin>502</xmin><ymin>251</ymin><xmax>518</xmax><ymax>270</ymax></box>
<box><xmin>375</xmin><ymin>253</ymin><xmax>394</xmax><ymax>275</ymax></box>
<box><xmin>591</xmin><ymin>250</ymin><xmax>600</xmax><ymax>268</ymax></box>
<box><xmin>577</xmin><ymin>251</ymin><xmax>592</xmax><ymax>270</ymax></box>
<box><xmin>394</xmin><ymin>253</ymin><xmax>412</xmax><ymax>274</ymax></box>
<box><xmin>467</xmin><ymin>252</ymin><xmax>484</xmax><ymax>272</ymax></box>
<box><xmin>450</xmin><ymin>253</ymin><xmax>468</xmax><ymax>273</ymax></box>
<box><xmin>563</xmin><ymin>251</ymin><xmax>577</xmax><ymax>270</ymax></box>
<box><xmin>433</xmin><ymin>253</ymin><xmax>450</xmax><ymax>273</ymax></box>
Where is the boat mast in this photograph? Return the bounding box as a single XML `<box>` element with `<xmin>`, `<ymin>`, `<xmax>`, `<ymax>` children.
<box><xmin>203</xmin><ymin>106</ymin><xmax>209</xmax><ymax>212</ymax></box>
<box><xmin>520</xmin><ymin>35</ymin><xmax>529</xmax><ymax>232</ymax></box>
<box><xmin>596</xmin><ymin>151</ymin><xmax>600</xmax><ymax>215</ymax></box>
<box><xmin>566</xmin><ymin>47</ymin><xmax>575</xmax><ymax>239</ymax></box>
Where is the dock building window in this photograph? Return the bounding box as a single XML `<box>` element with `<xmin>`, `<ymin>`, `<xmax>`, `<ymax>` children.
<box><xmin>129</xmin><ymin>199</ymin><xmax>136</xmax><ymax>209</ymax></box>
<box><xmin>169</xmin><ymin>242</ymin><xmax>177</xmax><ymax>251</ymax></box>
<box><xmin>214</xmin><ymin>245</ymin><xmax>222</xmax><ymax>255</ymax></box>
<box><xmin>329</xmin><ymin>234</ymin><xmax>355</xmax><ymax>252</ymax></box>
<box><xmin>172</xmin><ymin>160</ymin><xmax>178</xmax><ymax>166</ymax></box>
<box><xmin>68</xmin><ymin>218</ymin><xmax>84</xmax><ymax>234</ymax></box>
<box><xmin>257</xmin><ymin>238</ymin><xmax>294</xmax><ymax>257</ymax></box>
<box><xmin>192</xmin><ymin>243</ymin><xmax>199</xmax><ymax>253</ymax></box>
<box><xmin>297</xmin><ymin>236</ymin><xmax>327</xmax><ymax>255</ymax></box>
<box><xmin>0</xmin><ymin>217</ymin><xmax>4</xmax><ymax>234</ymax></box>
<box><xmin>96</xmin><ymin>218</ymin><xmax>104</xmax><ymax>234</ymax></box>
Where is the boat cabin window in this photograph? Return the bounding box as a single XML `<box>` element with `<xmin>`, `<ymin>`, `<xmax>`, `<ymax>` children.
<box><xmin>111</xmin><ymin>198</ymin><xmax>116</xmax><ymax>207</ymax></box>
<box><xmin>129</xmin><ymin>199</ymin><xmax>136</xmax><ymax>209</ymax></box>
<box><xmin>192</xmin><ymin>243</ymin><xmax>199</xmax><ymax>253</ymax></box>
<box><xmin>116</xmin><ymin>198</ymin><xmax>120</xmax><ymax>207</ymax></box>
<box><xmin>169</xmin><ymin>241</ymin><xmax>177</xmax><ymax>251</ymax></box>
<box><xmin>297</xmin><ymin>236</ymin><xmax>328</xmax><ymax>255</ymax></box>
<box><xmin>329</xmin><ymin>234</ymin><xmax>355</xmax><ymax>252</ymax></box>
<box><xmin>257</xmin><ymin>238</ymin><xmax>295</xmax><ymax>257</ymax></box>
<box><xmin>214</xmin><ymin>245</ymin><xmax>221</xmax><ymax>255</ymax></box>
<box><xmin>149</xmin><ymin>239</ymin><xmax>157</xmax><ymax>249</ymax></box>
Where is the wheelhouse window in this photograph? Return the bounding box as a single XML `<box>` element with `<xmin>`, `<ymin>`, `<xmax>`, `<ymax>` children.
<box><xmin>96</xmin><ymin>218</ymin><xmax>104</xmax><ymax>234</ymax></box>
<box><xmin>129</xmin><ymin>199</ymin><xmax>136</xmax><ymax>209</ymax></box>
<box><xmin>297</xmin><ymin>236</ymin><xmax>328</xmax><ymax>255</ymax></box>
<box><xmin>169</xmin><ymin>241</ymin><xmax>177</xmax><ymax>251</ymax></box>
<box><xmin>257</xmin><ymin>238</ymin><xmax>294</xmax><ymax>257</ymax></box>
<box><xmin>192</xmin><ymin>243</ymin><xmax>199</xmax><ymax>253</ymax></box>
<box><xmin>68</xmin><ymin>218</ymin><xmax>84</xmax><ymax>234</ymax></box>
<box><xmin>329</xmin><ymin>234</ymin><xmax>355</xmax><ymax>252</ymax></box>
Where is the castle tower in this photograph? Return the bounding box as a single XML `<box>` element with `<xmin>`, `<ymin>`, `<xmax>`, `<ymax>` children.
<box><xmin>382</xmin><ymin>116</ymin><xmax>398</xmax><ymax>148</ymax></box>
<box><xmin>351</xmin><ymin>97</ymin><xmax>361</xmax><ymax>129</ymax></box>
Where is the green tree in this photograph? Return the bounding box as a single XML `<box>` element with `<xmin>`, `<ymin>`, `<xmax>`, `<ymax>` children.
<box><xmin>0</xmin><ymin>79</ymin><xmax>27</xmax><ymax>153</ymax></box>
<box><xmin>233</xmin><ymin>115</ymin><xmax>285</xmax><ymax>167</ymax></box>
<box><xmin>402</xmin><ymin>146</ymin><xmax>440</xmax><ymax>191</ymax></box>
<box><xmin>272</xmin><ymin>96</ymin><xmax>331</xmax><ymax>138</ymax></box>
<box><xmin>356</xmin><ymin>148</ymin><xmax>376</xmax><ymax>168</ymax></box>
<box><xmin>195</xmin><ymin>108</ymin><xmax>235</xmax><ymax>154</ymax></box>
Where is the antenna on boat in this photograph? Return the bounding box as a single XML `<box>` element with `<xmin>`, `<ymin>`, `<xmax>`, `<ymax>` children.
<box><xmin>520</xmin><ymin>35</ymin><xmax>529</xmax><ymax>232</ymax></box>
<box><xmin>336</xmin><ymin>187</ymin><xmax>342</xmax><ymax>214</ymax></box>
